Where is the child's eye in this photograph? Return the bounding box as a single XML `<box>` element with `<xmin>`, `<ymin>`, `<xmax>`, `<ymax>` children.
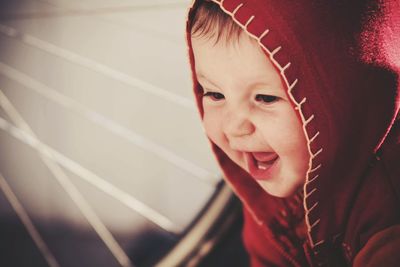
<box><xmin>255</xmin><ymin>94</ymin><xmax>279</xmax><ymax>104</ymax></box>
<box><xmin>203</xmin><ymin>92</ymin><xmax>225</xmax><ymax>101</ymax></box>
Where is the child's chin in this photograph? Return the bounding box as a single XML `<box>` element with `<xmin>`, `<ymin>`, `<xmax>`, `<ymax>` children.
<box><xmin>257</xmin><ymin>181</ymin><xmax>300</xmax><ymax>198</ymax></box>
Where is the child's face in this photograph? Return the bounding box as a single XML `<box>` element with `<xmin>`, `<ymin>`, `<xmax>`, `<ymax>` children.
<box><xmin>192</xmin><ymin>33</ymin><xmax>309</xmax><ymax>198</ymax></box>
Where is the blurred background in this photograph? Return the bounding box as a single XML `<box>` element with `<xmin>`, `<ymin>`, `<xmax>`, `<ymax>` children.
<box><xmin>0</xmin><ymin>0</ymin><xmax>248</xmax><ymax>266</ymax></box>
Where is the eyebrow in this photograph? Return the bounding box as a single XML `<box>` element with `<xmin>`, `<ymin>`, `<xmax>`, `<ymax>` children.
<box><xmin>196</xmin><ymin>73</ymin><xmax>219</xmax><ymax>88</ymax></box>
<box><xmin>196</xmin><ymin>73</ymin><xmax>280</xmax><ymax>94</ymax></box>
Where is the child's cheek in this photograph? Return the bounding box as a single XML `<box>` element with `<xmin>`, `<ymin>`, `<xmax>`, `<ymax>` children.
<box><xmin>202</xmin><ymin>108</ymin><xmax>223</xmax><ymax>145</ymax></box>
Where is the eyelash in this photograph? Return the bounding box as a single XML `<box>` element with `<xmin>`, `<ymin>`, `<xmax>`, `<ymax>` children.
<box><xmin>255</xmin><ymin>94</ymin><xmax>279</xmax><ymax>104</ymax></box>
<box><xmin>203</xmin><ymin>92</ymin><xmax>225</xmax><ymax>101</ymax></box>
<box><xmin>203</xmin><ymin>92</ymin><xmax>279</xmax><ymax>104</ymax></box>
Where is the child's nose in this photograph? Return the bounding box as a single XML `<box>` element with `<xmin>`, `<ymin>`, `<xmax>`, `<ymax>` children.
<box><xmin>222</xmin><ymin>109</ymin><xmax>255</xmax><ymax>139</ymax></box>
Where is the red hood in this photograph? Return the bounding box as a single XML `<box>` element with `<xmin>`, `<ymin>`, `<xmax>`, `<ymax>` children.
<box><xmin>186</xmin><ymin>0</ymin><xmax>400</xmax><ymax>256</ymax></box>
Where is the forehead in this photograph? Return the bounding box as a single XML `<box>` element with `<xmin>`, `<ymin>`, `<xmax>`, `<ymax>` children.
<box><xmin>191</xmin><ymin>34</ymin><xmax>281</xmax><ymax>88</ymax></box>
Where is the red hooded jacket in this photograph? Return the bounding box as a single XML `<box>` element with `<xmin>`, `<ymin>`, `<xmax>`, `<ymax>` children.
<box><xmin>186</xmin><ymin>0</ymin><xmax>400</xmax><ymax>266</ymax></box>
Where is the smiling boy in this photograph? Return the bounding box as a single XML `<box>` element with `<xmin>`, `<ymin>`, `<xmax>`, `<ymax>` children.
<box><xmin>186</xmin><ymin>0</ymin><xmax>400</xmax><ymax>266</ymax></box>
<box><xmin>193</xmin><ymin>31</ymin><xmax>309</xmax><ymax>198</ymax></box>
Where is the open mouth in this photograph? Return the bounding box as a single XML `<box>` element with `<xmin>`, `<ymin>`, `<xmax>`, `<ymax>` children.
<box><xmin>245</xmin><ymin>152</ymin><xmax>279</xmax><ymax>181</ymax></box>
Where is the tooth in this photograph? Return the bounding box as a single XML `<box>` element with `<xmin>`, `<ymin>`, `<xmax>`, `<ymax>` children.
<box><xmin>257</xmin><ymin>161</ymin><xmax>268</xmax><ymax>170</ymax></box>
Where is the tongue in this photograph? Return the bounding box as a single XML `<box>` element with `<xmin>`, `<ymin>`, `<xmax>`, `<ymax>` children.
<box><xmin>252</xmin><ymin>152</ymin><xmax>278</xmax><ymax>162</ymax></box>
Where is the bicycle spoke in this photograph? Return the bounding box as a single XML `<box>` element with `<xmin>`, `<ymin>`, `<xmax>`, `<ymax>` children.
<box><xmin>0</xmin><ymin>90</ymin><xmax>134</xmax><ymax>267</ymax></box>
<box><xmin>0</xmin><ymin>89</ymin><xmax>178</xmax><ymax>233</ymax></box>
<box><xmin>0</xmin><ymin>61</ymin><xmax>218</xmax><ymax>185</ymax></box>
<box><xmin>0</xmin><ymin>173</ymin><xmax>61</xmax><ymax>267</ymax></box>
